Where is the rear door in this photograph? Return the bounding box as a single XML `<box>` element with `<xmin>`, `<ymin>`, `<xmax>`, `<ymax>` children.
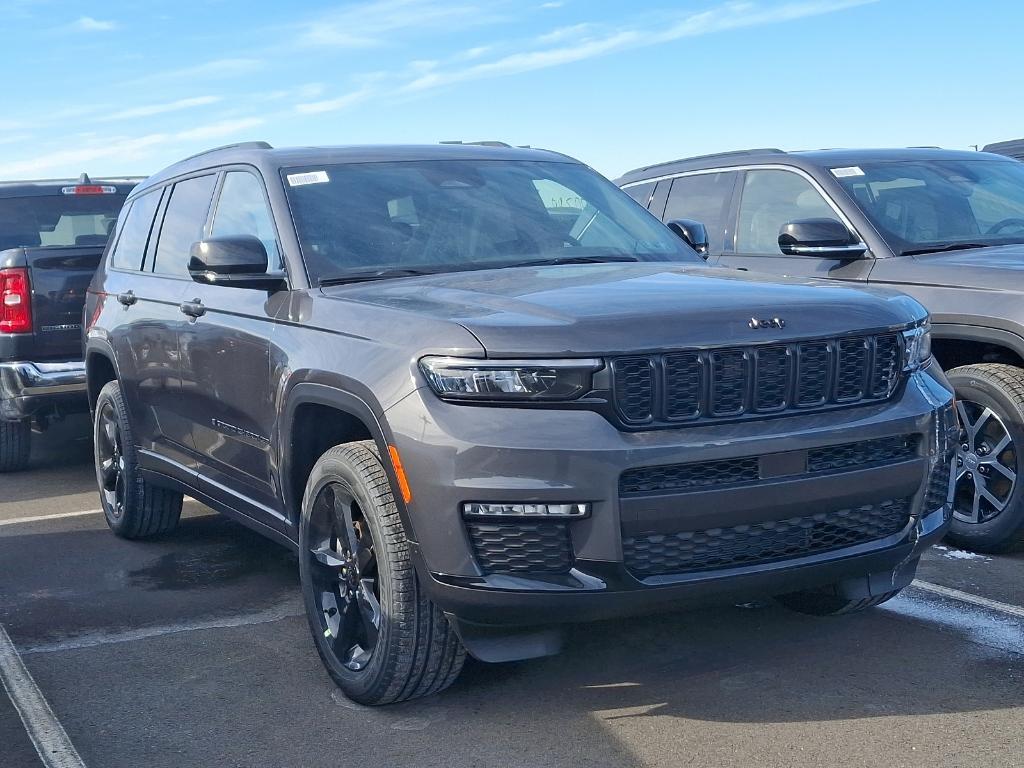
<box><xmin>661</xmin><ymin>170</ymin><xmax>740</xmax><ymax>260</ymax></box>
<box><xmin>113</xmin><ymin>174</ymin><xmax>217</xmax><ymax>472</ymax></box>
<box><xmin>715</xmin><ymin>167</ymin><xmax>873</xmax><ymax>281</ymax></box>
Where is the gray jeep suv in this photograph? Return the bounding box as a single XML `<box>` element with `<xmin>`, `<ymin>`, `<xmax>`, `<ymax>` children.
<box><xmin>85</xmin><ymin>142</ymin><xmax>955</xmax><ymax>705</ymax></box>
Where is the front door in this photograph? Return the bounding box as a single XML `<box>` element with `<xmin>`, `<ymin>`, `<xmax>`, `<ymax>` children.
<box><xmin>714</xmin><ymin>168</ymin><xmax>874</xmax><ymax>282</ymax></box>
<box><xmin>178</xmin><ymin>170</ymin><xmax>288</xmax><ymax>525</ymax></box>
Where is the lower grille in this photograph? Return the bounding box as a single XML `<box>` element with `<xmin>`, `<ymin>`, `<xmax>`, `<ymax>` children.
<box><xmin>466</xmin><ymin>521</ymin><xmax>573</xmax><ymax>575</ymax></box>
<box><xmin>807</xmin><ymin>435</ymin><xmax>918</xmax><ymax>473</ymax></box>
<box><xmin>923</xmin><ymin>458</ymin><xmax>953</xmax><ymax>510</ymax></box>
<box><xmin>622</xmin><ymin>498</ymin><xmax>912</xmax><ymax>578</ymax></box>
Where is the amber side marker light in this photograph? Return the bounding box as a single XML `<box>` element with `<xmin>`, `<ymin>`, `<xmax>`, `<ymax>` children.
<box><xmin>387</xmin><ymin>445</ymin><xmax>413</xmax><ymax>504</ymax></box>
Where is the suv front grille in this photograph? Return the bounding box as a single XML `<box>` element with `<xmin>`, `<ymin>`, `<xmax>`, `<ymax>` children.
<box><xmin>610</xmin><ymin>333</ymin><xmax>903</xmax><ymax>426</ymax></box>
<box><xmin>622</xmin><ymin>498</ymin><xmax>912</xmax><ymax>578</ymax></box>
<box><xmin>466</xmin><ymin>521</ymin><xmax>573</xmax><ymax>575</ymax></box>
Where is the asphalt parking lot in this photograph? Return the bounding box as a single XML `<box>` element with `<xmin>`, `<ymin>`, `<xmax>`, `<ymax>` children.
<box><xmin>1</xmin><ymin>419</ymin><xmax>1022</xmax><ymax>768</ymax></box>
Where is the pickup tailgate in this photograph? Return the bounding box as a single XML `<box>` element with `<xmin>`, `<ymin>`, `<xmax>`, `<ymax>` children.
<box><xmin>23</xmin><ymin>245</ymin><xmax>106</xmax><ymax>360</ymax></box>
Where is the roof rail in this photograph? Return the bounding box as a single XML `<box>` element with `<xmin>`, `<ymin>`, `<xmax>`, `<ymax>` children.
<box><xmin>633</xmin><ymin>147</ymin><xmax>785</xmax><ymax>175</ymax></box>
<box><xmin>440</xmin><ymin>140</ymin><xmax>535</xmax><ymax>149</ymax></box>
<box><xmin>178</xmin><ymin>141</ymin><xmax>273</xmax><ymax>163</ymax></box>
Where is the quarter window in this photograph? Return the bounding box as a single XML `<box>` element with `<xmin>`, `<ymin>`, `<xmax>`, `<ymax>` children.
<box><xmin>152</xmin><ymin>175</ymin><xmax>217</xmax><ymax>275</ymax></box>
<box><xmin>736</xmin><ymin>169</ymin><xmax>838</xmax><ymax>254</ymax></box>
<box><xmin>110</xmin><ymin>191</ymin><xmax>161</xmax><ymax>271</ymax></box>
<box><xmin>211</xmin><ymin>172</ymin><xmax>282</xmax><ymax>271</ymax></box>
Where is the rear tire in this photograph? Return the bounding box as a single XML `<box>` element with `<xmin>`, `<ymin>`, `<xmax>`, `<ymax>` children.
<box><xmin>94</xmin><ymin>381</ymin><xmax>182</xmax><ymax>539</ymax></box>
<box><xmin>299</xmin><ymin>440</ymin><xmax>465</xmax><ymax>705</ymax></box>
<box><xmin>944</xmin><ymin>364</ymin><xmax>1024</xmax><ymax>553</ymax></box>
<box><xmin>0</xmin><ymin>419</ymin><xmax>31</xmax><ymax>473</ymax></box>
<box><xmin>775</xmin><ymin>588</ymin><xmax>902</xmax><ymax>616</ymax></box>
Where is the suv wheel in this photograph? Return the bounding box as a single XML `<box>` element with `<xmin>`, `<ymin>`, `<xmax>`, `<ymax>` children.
<box><xmin>945</xmin><ymin>364</ymin><xmax>1024</xmax><ymax>553</ymax></box>
<box><xmin>94</xmin><ymin>381</ymin><xmax>183</xmax><ymax>538</ymax></box>
<box><xmin>0</xmin><ymin>419</ymin><xmax>31</xmax><ymax>473</ymax></box>
<box><xmin>775</xmin><ymin>588</ymin><xmax>902</xmax><ymax>616</ymax></box>
<box><xmin>299</xmin><ymin>440</ymin><xmax>465</xmax><ymax>706</ymax></box>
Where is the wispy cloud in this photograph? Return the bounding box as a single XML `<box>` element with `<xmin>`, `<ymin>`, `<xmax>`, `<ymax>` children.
<box><xmin>121</xmin><ymin>57</ymin><xmax>263</xmax><ymax>87</ymax></box>
<box><xmin>70</xmin><ymin>16</ymin><xmax>118</xmax><ymax>32</ymax></box>
<box><xmin>99</xmin><ymin>96</ymin><xmax>222</xmax><ymax>122</ymax></box>
<box><xmin>299</xmin><ymin>0</ymin><xmax>497</xmax><ymax>48</ymax></box>
<box><xmin>176</xmin><ymin>117</ymin><xmax>265</xmax><ymax>142</ymax></box>
<box><xmin>296</xmin><ymin>88</ymin><xmax>374</xmax><ymax>115</ymax></box>
<box><xmin>402</xmin><ymin>0</ymin><xmax>876</xmax><ymax>92</ymax></box>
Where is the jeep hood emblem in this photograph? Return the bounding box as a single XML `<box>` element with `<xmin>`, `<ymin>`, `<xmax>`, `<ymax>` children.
<box><xmin>749</xmin><ymin>317</ymin><xmax>786</xmax><ymax>330</ymax></box>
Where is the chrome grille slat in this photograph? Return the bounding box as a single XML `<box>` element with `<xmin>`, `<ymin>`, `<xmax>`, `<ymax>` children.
<box><xmin>612</xmin><ymin>333</ymin><xmax>903</xmax><ymax>426</ymax></box>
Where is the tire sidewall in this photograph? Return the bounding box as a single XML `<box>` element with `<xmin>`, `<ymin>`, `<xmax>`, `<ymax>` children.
<box><xmin>298</xmin><ymin>449</ymin><xmax>398</xmax><ymax>700</ymax></box>
<box><xmin>947</xmin><ymin>367</ymin><xmax>1024</xmax><ymax>546</ymax></box>
<box><xmin>93</xmin><ymin>381</ymin><xmax>140</xmax><ymax>534</ymax></box>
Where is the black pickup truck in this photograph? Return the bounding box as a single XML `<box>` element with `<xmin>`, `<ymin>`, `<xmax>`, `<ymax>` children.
<box><xmin>1</xmin><ymin>175</ymin><xmax>138</xmax><ymax>470</ymax></box>
<box><xmin>617</xmin><ymin>147</ymin><xmax>1024</xmax><ymax>552</ymax></box>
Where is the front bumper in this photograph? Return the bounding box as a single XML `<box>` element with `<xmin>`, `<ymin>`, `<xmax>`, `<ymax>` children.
<box><xmin>0</xmin><ymin>360</ymin><xmax>88</xmax><ymax>420</ymax></box>
<box><xmin>386</xmin><ymin>365</ymin><xmax>955</xmax><ymax>632</ymax></box>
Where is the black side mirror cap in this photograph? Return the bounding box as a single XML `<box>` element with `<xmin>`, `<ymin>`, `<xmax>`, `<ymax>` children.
<box><xmin>666</xmin><ymin>219</ymin><xmax>709</xmax><ymax>258</ymax></box>
<box><xmin>778</xmin><ymin>218</ymin><xmax>868</xmax><ymax>259</ymax></box>
<box><xmin>188</xmin><ymin>236</ymin><xmax>286</xmax><ymax>290</ymax></box>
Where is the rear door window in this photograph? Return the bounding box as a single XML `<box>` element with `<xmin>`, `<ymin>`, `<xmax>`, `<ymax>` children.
<box><xmin>152</xmin><ymin>175</ymin><xmax>217</xmax><ymax>275</ymax></box>
<box><xmin>648</xmin><ymin>181</ymin><xmax>671</xmax><ymax>219</ymax></box>
<box><xmin>622</xmin><ymin>181</ymin><xmax>656</xmax><ymax>208</ymax></box>
<box><xmin>110</xmin><ymin>191</ymin><xmax>161</xmax><ymax>271</ymax></box>
<box><xmin>663</xmin><ymin>171</ymin><xmax>738</xmax><ymax>252</ymax></box>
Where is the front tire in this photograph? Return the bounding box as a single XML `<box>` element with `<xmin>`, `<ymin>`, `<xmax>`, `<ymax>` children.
<box><xmin>94</xmin><ymin>381</ymin><xmax>183</xmax><ymax>539</ymax></box>
<box><xmin>945</xmin><ymin>364</ymin><xmax>1024</xmax><ymax>553</ymax></box>
<box><xmin>775</xmin><ymin>588</ymin><xmax>902</xmax><ymax>616</ymax></box>
<box><xmin>299</xmin><ymin>441</ymin><xmax>465</xmax><ymax>705</ymax></box>
<box><xmin>0</xmin><ymin>419</ymin><xmax>31</xmax><ymax>473</ymax></box>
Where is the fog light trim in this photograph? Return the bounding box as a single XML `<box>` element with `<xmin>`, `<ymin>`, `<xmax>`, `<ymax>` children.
<box><xmin>462</xmin><ymin>502</ymin><xmax>591</xmax><ymax>519</ymax></box>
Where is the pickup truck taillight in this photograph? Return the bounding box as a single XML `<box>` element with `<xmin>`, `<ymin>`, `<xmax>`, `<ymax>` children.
<box><xmin>0</xmin><ymin>267</ymin><xmax>32</xmax><ymax>334</ymax></box>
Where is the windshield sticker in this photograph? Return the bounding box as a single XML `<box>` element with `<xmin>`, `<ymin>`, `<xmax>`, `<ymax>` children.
<box><xmin>830</xmin><ymin>166</ymin><xmax>865</xmax><ymax>178</ymax></box>
<box><xmin>287</xmin><ymin>171</ymin><xmax>330</xmax><ymax>187</ymax></box>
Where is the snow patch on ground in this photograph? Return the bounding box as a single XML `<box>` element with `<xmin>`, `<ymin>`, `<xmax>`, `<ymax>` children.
<box><xmin>942</xmin><ymin>548</ymin><xmax>992</xmax><ymax>561</ymax></box>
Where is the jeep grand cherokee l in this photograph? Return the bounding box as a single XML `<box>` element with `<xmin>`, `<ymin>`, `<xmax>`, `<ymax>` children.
<box><xmin>618</xmin><ymin>147</ymin><xmax>1024</xmax><ymax>551</ymax></box>
<box><xmin>85</xmin><ymin>141</ymin><xmax>956</xmax><ymax>705</ymax></box>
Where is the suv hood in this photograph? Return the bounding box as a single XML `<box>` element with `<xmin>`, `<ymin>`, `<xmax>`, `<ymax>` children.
<box><xmin>322</xmin><ymin>263</ymin><xmax>924</xmax><ymax>356</ymax></box>
<box><xmin>895</xmin><ymin>243</ymin><xmax>1024</xmax><ymax>290</ymax></box>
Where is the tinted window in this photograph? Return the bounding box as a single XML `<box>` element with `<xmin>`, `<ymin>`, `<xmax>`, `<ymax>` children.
<box><xmin>663</xmin><ymin>172</ymin><xmax>737</xmax><ymax>252</ymax></box>
<box><xmin>153</xmin><ymin>175</ymin><xmax>216</xmax><ymax>275</ymax></box>
<box><xmin>211</xmin><ymin>172</ymin><xmax>281</xmax><ymax>270</ymax></box>
<box><xmin>0</xmin><ymin>193</ymin><xmax>127</xmax><ymax>251</ymax></box>
<box><xmin>648</xmin><ymin>180</ymin><xmax>670</xmax><ymax>218</ymax></box>
<box><xmin>110</xmin><ymin>191</ymin><xmax>161</xmax><ymax>271</ymax></box>
<box><xmin>736</xmin><ymin>169</ymin><xmax>837</xmax><ymax>254</ymax></box>
<box><xmin>284</xmin><ymin>160</ymin><xmax>697</xmax><ymax>283</ymax></box>
<box><xmin>833</xmin><ymin>158</ymin><xmax>1024</xmax><ymax>252</ymax></box>
<box><xmin>622</xmin><ymin>181</ymin><xmax>656</xmax><ymax>207</ymax></box>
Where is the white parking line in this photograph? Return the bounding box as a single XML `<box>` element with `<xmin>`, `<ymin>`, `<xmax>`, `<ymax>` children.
<box><xmin>0</xmin><ymin>509</ymin><xmax>102</xmax><ymax>527</ymax></box>
<box><xmin>20</xmin><ymin>601</ymin><xmax>304</xmax><ymax>656</ymax></box>
<box><xmin>912</xmin><ymin>580</ymin><xmax>1024</xmax><ymax>619</ymax></box>
<box><xmin>0</xmin><ymin>624</ymin><xmax>86</xmax><ymax>768</ymax></box>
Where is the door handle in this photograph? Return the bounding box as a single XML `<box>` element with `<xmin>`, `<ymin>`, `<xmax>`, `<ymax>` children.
<box><xmin>179</xmin><ymin>299</ymin><xmax>206</xmax><ymax>318</ymax></box>
<box><xmin>116</xmin><ymin>291</ymin><xmax>137</xmax><ymax>307</ymax></box>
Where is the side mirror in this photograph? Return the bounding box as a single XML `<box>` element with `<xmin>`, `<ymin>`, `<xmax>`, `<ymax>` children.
<box><xmin>778</xmin><ymin>218</ymin><xmax>867</xmax><ymax>259</ymax></box>
<box><xmin>188</xmin><ymin>236</ymin><xmax>286</xmax><ymax>290</ymax></box>
<box><xmin>666</xmin><ymin>219</ymin><xmax>709</xmax><ymax>258</ymax></box>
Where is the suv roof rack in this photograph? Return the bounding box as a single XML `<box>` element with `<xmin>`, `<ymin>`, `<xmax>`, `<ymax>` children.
<box><xmin>635</xmin><ymin>147</ymin><xmax>785</xmax><ymax>175</ymax></box>
<box><xmin>439</xmin><ymin>140</ymin><xmax>534</xmax><ymax>149</ymax></box>
<box><xmin>178</xmin><ymin>141</ymin><xmax>273</xmax><ymax>163</ymax></box>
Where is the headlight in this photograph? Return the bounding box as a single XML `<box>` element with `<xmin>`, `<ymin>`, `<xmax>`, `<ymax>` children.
<box><xmin>419</xmin><ymin>356</ymin><xmax>601</xmax><ymax>401</ymax></box>
<box><xmin>903</xmin><ymin>320</ymin><xmax>932</xmax><ymax>370</ymax></box>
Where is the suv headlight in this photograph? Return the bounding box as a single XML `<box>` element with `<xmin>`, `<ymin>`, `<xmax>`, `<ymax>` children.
<box><xmin>903</xmin><ymin>319</ymin><xmax>932</xmax><ymax>370</ymax></box>
<box><xmin>420</xmin><ymin>357</ymin><xmax>601</xmax><ymax>401</ymax></box>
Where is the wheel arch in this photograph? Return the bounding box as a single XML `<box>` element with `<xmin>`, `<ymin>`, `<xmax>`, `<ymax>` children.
<box><xmin>280</xmin><ymin>382</ymin><xmax>417</xmax><ymax>543</ymax></box>
<box><xmin>84</xmin><ymin>339</ymin><xmax>121</xmax><ymax>412</ymax></box>
<box><xmin>931</xmin><ymin>324</ymin><xmax>1024</xmax><ymax>371</ymax></box>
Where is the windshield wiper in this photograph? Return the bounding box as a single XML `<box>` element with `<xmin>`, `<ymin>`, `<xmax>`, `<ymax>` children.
<box><xmin>318</xmin><ymin>268</ymin><xmax>438</xmax><ymax>286</ymax></box>
<box><xmin>900</xmin><ymin>243</ymin><xmax>993</xmax><ymax>256</ymax></box>
<box><xmin>508</xmin><ymin>254</ymin><xmax>641</xmax><ymax>268</ymax></box>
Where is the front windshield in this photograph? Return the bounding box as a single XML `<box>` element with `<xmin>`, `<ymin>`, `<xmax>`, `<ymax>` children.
<box><xmin>832</xmin><ymin>158</ymin><xmax>1024</xmax><ymax>255</ymax></box>
<box><xmin>282</xmin><ymin>159</ymin><xmax>697</xmax><ymax>283</ymax></box>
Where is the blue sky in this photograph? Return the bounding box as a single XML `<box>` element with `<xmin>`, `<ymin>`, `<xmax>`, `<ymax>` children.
<box><xmin>0</xmin><ymin>0</ymin><xmax>1021</xmax><ymax>180</ymax></box>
